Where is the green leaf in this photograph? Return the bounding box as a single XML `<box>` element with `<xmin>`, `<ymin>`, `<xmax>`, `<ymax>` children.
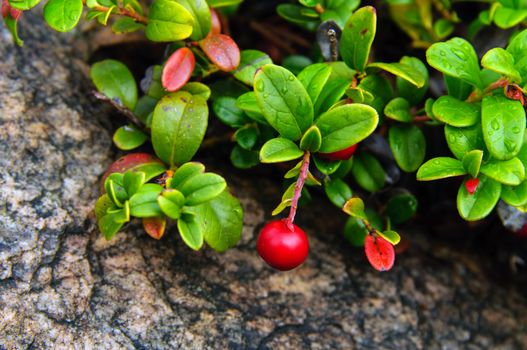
<box><xmin>236</xmin><ymin>92</ymin><xmax>267</xmax><ymax>124</ymax></box>
<box><xmin>457</xmin><ymin>175</ymin><xmax>501</xmax><ymax>221</ymax></box>
<box><xmin>501</xmin><ymin>181</ymin><xmax>527</xmax><ymax>207</ymax></box>
<box><xmin>389</xmin><ymin>124</ymin><xmax>426</xmax><ymax>172</ymax></box>
<box><xmin>177</xmin><ymin>0</ymin><xmax>211</xmax><ymax>40</ymax></box>
<box><xmin>151</xmin><ymin>92</ymin><xmax>208</xmax><ymax>166</ymax></box>
<box><xmin>146</xmin><ymin>0</ymin><xmax>194</xmax><ymax>42</ymax></box>
<box><xmin>104</xmin><ymin>174</ymin><xmax>127</xmax><ymax>207</ymax></box>
<box><xmin>260</xmin><ymin>137</ymin><xmax>304</xmax><ymax>163</ymax></box>
<box><xmin>179</xmin><ymin>82</ymin><xmax>211</xmax><ymax>100</ymax></box>
<box><xmin>313</xmin><ymin>156</ymin><xmax>342</xmax><ymax>175</ymax></box>
<box><xmin>299</xmin><ymin>125</ymin><xmax>322</xmax><ymax>152</ymax></box>
<box><xmin>95</xmin><ymin>194</ymin><xmax>117</xmax><ymax>221</ymax></box>
<box><xmin>277</xmin><ymin>4</ymin><xmax>319</xmax><ymax>26</ymax></box>
<box><xmin>111</xmin><ymin>17</ymin><xmax>145</xmax><ymax>34</ymax></box>
<box><xmin>351</xmin><ymin>152</ymin><xmax>385</xmax><ymax>192</ymax></box>
<box><xmin>157</xmin><ymin>189</ymin><xmax>185</xmax><ymax>219</ymax></box>
<box><xmin>386</xmin><ymin>192</ymin><xmax>418</xmax><ymax>225</ymax></box>
<box><xmin>426</xmin><ymin>37</ymin><xmax>483</xmax><ymax>89</ymax></box>
<box><xmin>43</xmin><ymin>0</ymin><xmax>83</xmax><ymax>32</ymax></box>
<box><xmin>482</xmin><ymin>95</ymin><xmax>525</xmax><ymax>160</ymax></box>
<box><xmin>297</xmin><ymin>63</ymin><xmax>332</xmax><ymax>103</ymax></box>
<box><xmin>177</xmin><ymin>214</ymin><xmax>204</xmax><ymax>250</ymax></box>
<box><xmin>234</xmin><ymin>125</ymin><xmax>258</xmax><ymax>150</ymax></box>
<box><xmin>316</xmin><ymin>104</ymin><xmax>379</xmax><ymax>153</ymax></box>
<box><xmin>207</xmin><ymin>0</ymin><xmax>243</xmax><ymax>7</ymax></box>
<box><xmin>113</xmin><ymin>125</ymin><xmax>148</xmax><ymax>150</ymax></box>
<box><xmin>129</xmin><ymin>184</ymin><xmax>164</xmax><ymax>218</ymax></box>
<box><xmin>7</xmin><ymin>0</ymin><xmax>40</xmax><ymax>10</ymax></box>
<box><xmin>343</xmin><ymin>216</ymin><xmax>368</xmax><ymax>247</ymax></box>
<box><xmin>91</xmin><ymin>59</ymin><xmax>138</xmax><ymax>110</ymax></box>
<box><xmin>494</xmin><ymin>7</ymin><xmax>527</xmax><ymax>29</ymax></box>
<box><xmin>324</xmin><ymin>179</ymin><xmax>353</xmax><ymax>208</ymax></box>
<box><xmin>313</xmin><ymin>78</ymin><xmax>350</xmax><ymax>116</ymax></box>
<box><xmin>432</xmin><ymin>96</ymin><xmax>480</xmax><ymax>127</ymax></box>
<box><xmin>480</xmin><ymin>158</ymin><xmax>525</xmax><ymax>185</ymax></box>
<box><xmin>339</xmin><ymin>6</ymin><xmax>377</xmax><ymax>72</ymax></box>
<box><xmin>444</xmin><ymin>75</ymin><xmax>473</xmax><ymax>101</ymax></box>
<box><xmin>191</xmin><ymin>190</ymin><xmax>243</xmax><ymax>252</ymax></box>
<box><xmin>358</xmin><ymin>75</ymin><xmax>393</xmax><ymax>114</ymax></box>
<box><xmin>417</xmin><ymin>157</ymin><xmax>466</xmax><ymax>181</ymax></box>
<box><xmin>481</xmin><ymin>48</ymin><xmax>522</xmax><ymax>83</ymax></box>
<box><xmin>123</xmin><ymin>171</ymin><xmax>146</xmax><ymax>197</ymax></box>
<box><xmin>272</xmin><ymin>182</ymin><xmax>295</xmax><ymax>215</ymax></box>
<box><xmin>378</xmin><ymin>230</ymin><xmax>401</xmax><ymax>245</ymax></box>
<box><xmin>445</xmin><ymin>123</ymin><xmax>486</xmax><ymax>160</ymax></box>
<box><xmin>507</xmin><ymin>29</ymin><xmax>527</xmax><ymax>64</ymax></box>
<box><xmin>3</xmin><ymin>15</ymin><xmax>23</xmax><ymax>47</ymax></box>
<box><xmin>396</xmin><ymin>56</ymin><xmax>429</xmax><ymax>105</ymax></box>
<box><xmin>213</xmin><ymin>96</ymin><xmax>247</xmax><ymax>128</ymax></box>
<box><xmin>233</xmin><ymin>50</ymin><xmax>273</xmax><ymax>86</ymax></box>
<box><xmin>384</xmin><ymin>97</ymin><xmax>412</xmax><ymax>123</ymax></box>
<box><xmin>179</xmin><ymin>173</ymin><xmax>227</xmax><ymax>206</ymax></box>
<box><xmin>342</xmin><ymin>197</ymin><xmax>367</xmax><ymax>219</ymax></box>
<box><xmin>433</xmin><ymin>19</ymin><xmax>454</xmax><ymax>39</ymax></box>
<box><xmin>170</xmin><ymin>162</ymin><xmax>205</xmax><ymax>188</ymax></box>
<box><xmin>254</xmin><ymin>64</ymin><xmax>314</xmax><ymax>140</ymax></box>
<box><xmin>98</xmin><ymin>205</ymin><xmax>128</xmax><ymax>240</ymax></box>
<box><xmin>230</xmin><ymin>146</ymin><xmax>260</xmax><ymax>169</ymax></box>
<box><xmin>367</xmin><ymin>62</ymin><xmax>426</xmax><ymax>88</ymax></box>
<box><xmin>462</xmin><ymin>150</ymin><xmax>484</xmax><ymax>178</ymax></box>
<box><xmin>282</xmin><ymin>55</ymin><xmax>313</xmax><ymax>75</ymax></box>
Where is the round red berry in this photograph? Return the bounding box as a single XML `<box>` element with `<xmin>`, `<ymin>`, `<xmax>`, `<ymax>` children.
<box><xmin>256</xmin><ymin>220</ymin><xmax>309</xmax><ymax>271</ymax></box>
<box><xmin>319</xmin><ymin>144</ymin><xmax>358</xmax><ymax>161</ymax></box>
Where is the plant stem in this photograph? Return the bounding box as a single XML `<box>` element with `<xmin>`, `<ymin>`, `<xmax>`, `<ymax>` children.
<box><xmin>92</xmin><ymin>91</ymin><xmax>148</xmax><ymax>133</ymax></box>
<box><xmin>286</xmin><ymin>151</ymin><xmax>310</xmax><ymax>230</ymax></box>
<box><xmin>83</xmin><ymin>0</ymin><xmax>148</xmax><ymax>24</ymax></box>
<box><xmin>466</xmin><ymin>78</ymin><xmax>509</xmax><ymax>103</ymax></box>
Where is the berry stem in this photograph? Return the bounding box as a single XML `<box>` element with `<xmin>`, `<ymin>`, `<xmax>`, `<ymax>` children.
<box><xmin>286</xmin><ymin>151</ymin><xmax>310</xmax><ymax>230</ymax></box>
<box><xmin>82</xmin><ymin>0</ymin><xmax>148</xmax><ymax>24</ymax></box>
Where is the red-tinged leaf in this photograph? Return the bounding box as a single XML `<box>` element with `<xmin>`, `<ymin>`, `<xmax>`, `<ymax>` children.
<box><xmin>465</xmin><ymin>178</ymin><xmax>479</xmax><ymax>195</ymax></box>
<box><xmin>1</xmin><ymin>1</ymin><xmax>8</xmax><ymax>18</ymax></box>
<box><xmin>101</xmin><ymin>153</ymin><xmax>166</xmax><ymax>186</ymax></box>
<box><xmin>2</xmin><ymin>1</ymin><xmax>21</xmax><ymax>19</ymax></box>
<box><xmin>210</xmin><ymin>8</ymin><xmax>221</xmax><ymax>35</ymax></box>
<box><xmin>162</xmin><ymin>47</ymin><xmax>195</xmax><ymax>92</ymax></box>
<box><xmin>199</xmin><ymin>34</ymin><xmax>240</xmax><ymax>72</ymax></box>
<box><xmin>364</xmin><ymin>234</ymin><xmax>395</xmax><ymax>272</ymax></box>
<box><xmin>10</xmin><ymin>7</ymin><xmax>22</xmax><ymax>20</ymax></box>
<box><xmin>143</xmin><ymin>217</ymin><xmax>166</xmax><ymax>240</ymax></box>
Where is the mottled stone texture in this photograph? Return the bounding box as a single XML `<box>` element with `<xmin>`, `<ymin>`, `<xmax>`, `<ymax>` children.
<box><xmin>1</xmin><ymin>14</ymin><xmax>527</xmax><ymax>350</ymax></box>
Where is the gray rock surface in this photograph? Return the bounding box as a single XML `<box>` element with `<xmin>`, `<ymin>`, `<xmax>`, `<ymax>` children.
<box><xmin>1</xmin><ymin>13</ymin><xmax>527</xmax><ymax>350</ymax></box>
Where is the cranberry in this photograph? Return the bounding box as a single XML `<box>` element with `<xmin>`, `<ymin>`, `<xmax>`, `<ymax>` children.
<box><xmin>465</xmin><ymin>178</ymin><xmax>479</xmax><ymax>195</ymax></box>
<box><xmin>256</xmin><ymin>220</ymin><xmax>309</xmax><ymax>271</ymax></box>
<box><xmin>319</xmin><ymin>144</ymin><xmax>358</xmax><ymax>161</ymax></box>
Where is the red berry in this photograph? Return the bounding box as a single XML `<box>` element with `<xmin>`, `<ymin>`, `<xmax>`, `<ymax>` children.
<box><xmin>161</xmin><ymin>47</ymin><xmax>195</xmax><ymax>92</ymax></box>
<box><xmin>257</xmin><ymin>220</ymin><xmax>309</xmax><ymax>271</ymax></box>
<box><xmin>515</xmin><ymin>224</ymin><xmax>527</xmax><ymax>238</ymax></box>
<box><xmin>319</xmin><ymin>144</ymin><xmax>358</xmax><ymax>161</ymax></box>
<box><xmin>364</xmin><ymin>234</ymin><xmax>395</xmax><ymax>272</ymax></box>
<box><xmin>465</xmin><ymin>178</ymin><xmax>479</xmax><ymax>195</ymax></box>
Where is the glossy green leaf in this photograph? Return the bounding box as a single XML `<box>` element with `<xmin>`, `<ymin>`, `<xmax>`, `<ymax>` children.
<box><xmin>43</xmin><ymin>0</ymin><xmax>83</xmax><ymax>32</ymax></box>
<box><xmin>482</xmin><ymin>95</ymin><xmax>525</xmax><ymax>160</ymax></box>
<box><xmin>98</xmin><ymin>205</ymin><xmax>129</xmax><ymax>240</ymax></box>
<box><xmin>299</xmin><ymin>125</ymin><xmax>322</xmax><ymax>152</ymax></box>
<box><xmin>313</xmin><ymin>156</ymin><xmax>342</xmax><ymax>175</ymax></box>
<box><xmin>494</xmin><ymin>7</ymin><xmax>527</xmax><ymax>29</ymax></box>
<box><xmin>7</xmin><ymin>0</ymin><xmax>40</xmax><ymax>10</ymax></box>
<box><xmin>342</xmin><ymin>197</ymin><xmax>367</xmax><ymax>219</ymax></box>
<box><xmin>254</xmin><ymin>64</ymin><xmax>313</xmax><ymax>140</ymax></box>
<box><xmin>480</xmin><ymin>158</ymin><xmax>525</xmax><ymax>185</ymax></box>
<box><xmin>367</xmin><ymin>62</ymin><xmax>426</xmax><ymax>88</ymax></box>
<box><xmin>277</xmin><ymin>4</ymin><xmax>319</xmax><ymax>26</ymax></box>
<box><xmin>444</xmin><ymin>75</ymin><xmax>473</xmax><ymax>101</ymax></box>
<box><xmin>389</xmin><ymin>124</ymin><xmax>426</xmax><ymax>172</ymax></box>
<box><xmin>233</xmin><ymin>50</ymin><xmax>273</xmax><ymax>86</ymax></box>
<box><xmin>426</xmin><ymin>37</ymin><xmax>483</xmax><ymax>89</ymax></box>
<box><xmin>313</xmin><ymin>78</ymin><xmax>350</xmax><ymax>116</ymax></box>
<box><xmin>207</xmin><ymin>0</ymin><xmax>243</xmax><ymax>7</ymax></box>
<box><xmin>396</xmin><ymin>56</ymin><xmax>429</xmax><ymax>105</ymax></box>
<box><xmin>111</xmin><ymin>17</ymin><xmax>145</xmax><ymax>34</ymax></box>
<box><xmin>235</xmin><ymin>92</ymin><xmax>267</xmax><ymax>124</ymax></box>
<box><xmin>433</xmin><ymin>18</ymin><xmax>454</xmax><ymax>39</ymax></box>
<box><xmin>358</xmin><ymin>75</ymin><xmax>393</xmax><ymax>114</ymax></box>
<box><xmin>351</xmin><ymin>152</ymin><xmax>385</xmax><ymax>192</ymax></box>
<box><xmin>230</xmin><ymin>146</ymin><xmax>260</xmax><ymax>169</ymax></box>
<box><xmin>177</xmin><ymin>214</ymin><xmax>204</xmax><ymax>250</ymax></box>
<box><xmin>432</xmin><ymin>96</ymin><xmax>480</xmax><ymax>127</ymax></box>
<box><xmin>298</xmin><ymin>63</ymin><xmax>332</xmax><ymax>103</ymax></box>
<box><xmin>386</xmin><ymin>192</ymin><xmax>418</xmax><ymax>225</ymax></box>
<box><xmin>378</xmin><ymin>230</ymin><xmax>401</xmax><ymax>245</ymax></box>
<box><xmin>481</xmin><ymin>48</ymin><xmax>522</xmax><ymax>83</ymax></box>
<box><xmin>445</xmin><ymin>123</ymin><xmax>486</xmax><ymax>160</ymax></box>
<box><xmin>343</xmin><ymin>216</ymin><xmax>368</xmax><ymax>247</ymax></box>
<box><xmin>457</xmin><ymin>175</ymin><xmax>501</xmax><ymax>221</ymax></box>
<box><xmin>271</xmin><ymin>182</ymin><xmax>295</xmax><ymax>215</ymax></box>
<box><xmin>123</xmin><ymin>171</ymin><xmax>146</xmax><ymax>197</ymax></box>
<box><xmin>235</xmin><ymin>125</ymin><xmax>258</xmax><ymax>150</ymax></box>
<box><xmin>190</xmin><ymin>190</ymin><xmax>243</xmax><ymax>252</ymax></box>
<box><xmin>384</xmin><ymin>97</ymin><xmax>412</xmax><ymax>123</ymax></box>
<box><xmin>177</xmin><ymin>0</ymin><xmax>211</xmax><ymax>40</ymax></box>
<box><xmin>157</xmin><ymin>189</ymin><xmax>185</xmax><ymax>219</ymax></box>
<box><xmin>170</xmin><ymin>162</ymin><xmax>205</xmax><ymax>188</ymax></box>
<box><xmin>260</xmin><ymin>137</ymin><xmax>304</xmax><ymax>163</ymax></box>
<box><xmin>113</xmin><ymin>125</ymin><xmax>147</xmax><ymax>151</ymax></box>
<box><xmin>316</xmin><ymin>104</ymin><xmax>379</xmax><ymax>153</ymax></box>
<box><xmin>462</xmin><ymin>150</ymin><xmax>484</xmax><ymax>178</ymax></box>
<box><xmin>339</xmin><ymin>6</ymin><xmax>377</xmax><ymax>72</ymax></box>
<box><xmin>417</xmin><ymin>157</ymin><xmax>466</xmax><ymax>181</ymax></box>
<box><xmin>324</xmin><ymin>179</ymin><xmax>353</xmax><ymax>208</ymax></box>
<box><xmin>151</xmin><ymin>92</ymin><xmax>208</xmax><ymax>166</ymax></box>
<box><xmin>179</xmin><ymin>173</ymin><xmax>227</xmax><ymax>206</ymax></box>
<box><xmin>146</xmin><ymin>0</ymin><xmax>194</xmax><ymax>42</ymax></box>
<box><xmin>91</xmin><ymin>59</ymin><xmax>138</xmax><ymax>110</ymax></box>
<box><xmin>507</xmin><ymin>29</ymin><xmax>527</xmax><ymax>64</ymax></box>
<box><xmin>213</xmin><ymin>96</ymin><xmax>247</xmax><ymax>128</ymax></box>
<box><xmin>179</xmin><ymin>82</ymin><xmax>211</xmax><ymax>100</ymax></box>
<box><xmin>501</xmin><ymin>181</ymin><xmax>527</xmax><ymax>207</ymax></box>
<box><xmin>129</xmin><ymin>185</ymin><xmax>164</xmax><ymax>218</ymax></box>
<box><xmin>3</xmin><ymin>15</ymin><xmax>23</xmax><ymax>47</ymax></box>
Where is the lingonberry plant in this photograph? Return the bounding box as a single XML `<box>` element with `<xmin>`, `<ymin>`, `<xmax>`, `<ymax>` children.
<box><xmin>3</xmin><ymin>0</ymin><xmax>527</xmax><ymax>272</ymax></box>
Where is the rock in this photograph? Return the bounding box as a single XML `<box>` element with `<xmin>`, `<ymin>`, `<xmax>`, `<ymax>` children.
<box><xmin>1</xmin><ymin>13</ymin><xmax>527</xmax><ymax>350</ymax></box>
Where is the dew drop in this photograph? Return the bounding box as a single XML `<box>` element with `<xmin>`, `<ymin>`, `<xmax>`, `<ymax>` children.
<box><xmin>256</xmin><ymin>80</ymin><xmax>265</xmax><ymax>91</ymax></box>
<box><xmin>513</xmin><ymin>126</ymin><xmax>521</xmax><ymax>134</ymax></box>
<box><xmin>451</xmin><ymin>48</ymin><xmax>467</xmax><ymax>60</ymax></box>
<box><xmin>263</xmin><ymin>93</ymin><xmax>269</xmax><ymax>98</ymax></box>
<box><xmin>288</xmin><ymin>75</ymin><xmax>295</xmax><ymax>81</ymax></box>
<box><xmin>281</xmin><ymin>86</ymin><xmax>288</xmax><ymax>94</ymax></box>
<box><xmin>505</xmin><ymin>140</ymin><xmax>516</xmax><ymax>152</ymax></box>
<box><xmin>491</xmin><ymin>119</ymin><xmax>500</xmax><ymax>131</ymax></box>
<box><xmin>448</xmin><ymin>134</ymin><xmax>456</xmax><ymax>143</ymax></box>
<box><xmin>440</xmin><ymin>51</ymin><xmax>447</xmax><ymax>57</ymax></box>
